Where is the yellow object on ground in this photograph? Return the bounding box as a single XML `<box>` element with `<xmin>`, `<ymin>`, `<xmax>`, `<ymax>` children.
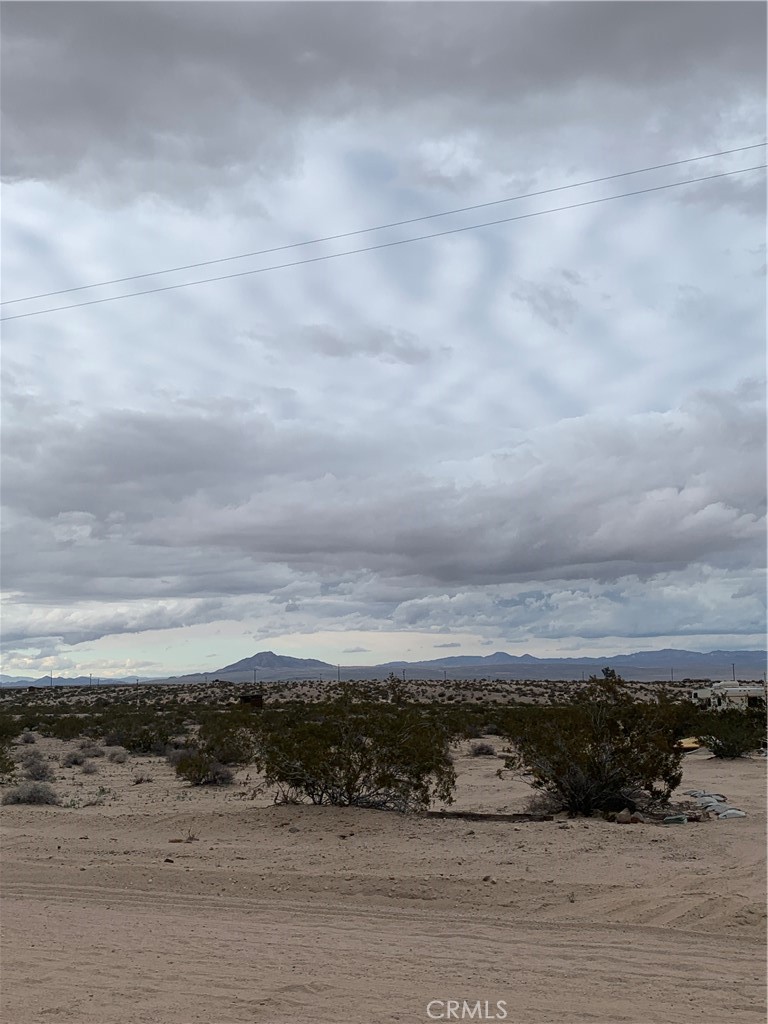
<box><xmin>678</xmin><ymin>736</ymin><xmax>702</xmax><ymax>752</ymax></box>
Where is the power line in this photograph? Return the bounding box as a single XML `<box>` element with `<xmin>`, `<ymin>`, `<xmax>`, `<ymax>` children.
<box><xmin>1</xmin><ymin>163</ymin><xmax>763</xmax><ymax>324</ymax></box>
<box><xmin>2</xmin><ymin>142</ymin><xmax>764</xmax><ymax>307</ymax></box>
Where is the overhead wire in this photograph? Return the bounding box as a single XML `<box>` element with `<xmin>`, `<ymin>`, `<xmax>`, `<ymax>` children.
<box><xmin>1</xmin><ymin>141</ymin><xmax>765</xmax><ymax>308</ymax></box>
<box><xmin>1</xmin><ymin>162</ymin><xmax>764</xmax><ymax>323</ymax></box>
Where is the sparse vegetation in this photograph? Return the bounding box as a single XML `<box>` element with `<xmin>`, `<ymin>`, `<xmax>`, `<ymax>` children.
<box><xmin>174</xmin><ymin>753</ymin><xmax>234</xmax><ymax>786</ymax></box>
<box><xmin>697</xmin><ymin>706</ymin><xmax>766</xmax><ymax>759</ymax></box>
<box><xmin>252</xmin><ymin>683</ymin><xmax>456</xmax><ymax>811</ymax></box>
<box><xmin>62</xmin><ymin>750</ymin><xmax>87</xmax><ymax>767</ymax></box>
<box><xmin>0</xmin><ymin>742</ymin><xmax>16</xmax><ymax>782</ymax></box>
<box><xmin>20</xmin><ymin>731</ymin><xmax>37</xmax><ymax>744</ymax></box>
<box><xmin>469</xmin><ymin>741</ymin><xmax>497</xmax><ymax>757</ymax></box>
<box><xmin>22</xmin><ymin>752</ymin><xmax>56</xmax><ymax>782</ymax></box>
<box><xmin>2</xmin><ymin>781</ymin><xmax>61</xmax><ymax>805</ymax></box>
<box><xmin>499</xmin><ymin>669</ymin><xmax>685</xmax><ymax>816</ymax></box>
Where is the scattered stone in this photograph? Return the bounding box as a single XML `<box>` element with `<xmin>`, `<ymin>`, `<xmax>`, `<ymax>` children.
<box><xmin>718</xmin><ymin>809</ymin><xmax>747</xmax><ymax>819</ymax></box>
<box><xmin>168</xmin><ymin>838</ymin><xmax>184</xmax><ymax>843</ymax></box>
<box><xmin>164</xmin><ymin>857</ymin><xmax>174</xmax><ymax>863</ymax></box>
<box><xmin>663</xmin><ymin>814</ymin><xmax>688</xmax><ymax>824</ymax></box>
<box><xmin>630</xmin><ymin>812</ymin><xmax>645</xmax><ymax>824</ymax></box>
<box><xmin>288</xmin><ymin>827</ymin><xmax>300</xmax><ymax>833</ymax></box>
<box><xmin>615</xmin><ymin>808</ymin><xmax>633</xmax><ymax>824</ymax></box>
<box><xmin>558</xmin><ymin>823</ymin><xmax>571</xmax><ymax>830</ymax></box>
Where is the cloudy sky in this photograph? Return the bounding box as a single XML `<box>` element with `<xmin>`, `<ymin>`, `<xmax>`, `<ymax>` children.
<box><xmin>1</xmin><ymin>2</ymin><xmax>765</xmax><ymax>679</ymax></box>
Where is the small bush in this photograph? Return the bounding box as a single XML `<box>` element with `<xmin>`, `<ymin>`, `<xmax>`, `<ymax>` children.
<box><xmin>107</xmin><ymin>749</ymin><xmax>128</xmax><ymax>764</ymax></box>
<box><xmin>21</xmin><ymin>731</ymin><xmax>37</xmax><ymax>744</ymax></box>
<box><xmin>697</xmin><ymin>707</ymin><xmax>766</xmax><ymax>759</ymax></box>
<box><xmin>78</xmin><ymin>742</ymin><xmax>105</xmax><ymax>758</ymax></box>
<box><xmin>23</xmin><ymin>755</ymin><xmax>56</xmax><ymax>782</ymax></box>
<box><xmin>469</xmin><ymin>741</ymin><xmax>497</xmax><ymax>757</ymax></box>
<box><xmin>132</xmin><ymin>773</ymin><xmax>154</xmax><ymax>785</ymax></box>
<box><xmin>166</xmin><ymin>745</ymin><xmax>199</xmax><ymax>768</ymax></box>
<box><xmin>81</xmin><ymin>761</ymin><xmax>99</xmax><ymax>775</ymax></box>
<box><xmin>0</xmin><ymin>742</ymin><xmax>16</xmax><ymax>782</ymax></box>
<box><xmin>2</xmin><ymin>781</ymin><xmax>61</xmax><ymax>806</ymax></box>
<box><xmin>174</xmin><ymin>753</ymin><xmax>234</xmax><ymax>786</ymax></box>
<box><xmin>62</xmin><ymin>750</ymin><xmax>87</xmax><ymax>767</ymax></box>
<box><xmin>39</xmin><ymin>716</ymin><xmax>88</xmax><ymax>741</ymax></box>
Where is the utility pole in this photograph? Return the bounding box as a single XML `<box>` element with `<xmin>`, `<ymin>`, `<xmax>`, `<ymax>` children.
<box><xmin>337</xmin><ymin>664</ymin><xmax>341</xmax><ymax>684</ymax></box>
<box><xmin>50</xmin><ymin>670</ymin><xmax>53</xmax><ymax>688</ymax></box>
<box><xmin>671</xmin><ymin>667</ymin><xmax>674</xmax><ymax>683</ymax></box>
<box><xmin>732</xmin><ymin>663</ymin><xmax>736</xmax><ymax>682</ymax></box>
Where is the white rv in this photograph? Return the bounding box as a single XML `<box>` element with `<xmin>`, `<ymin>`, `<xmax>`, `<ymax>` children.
<box><xmin>689</xmin><ymin>680</ymin><xmax>767</xmax><ymax>709</ymax></box>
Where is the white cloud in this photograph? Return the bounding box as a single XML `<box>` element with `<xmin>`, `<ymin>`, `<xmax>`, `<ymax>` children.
<box><xmin>0</xmin><ymin>3</ymin><xmax>764</xmax><ymax>674</ymax></box>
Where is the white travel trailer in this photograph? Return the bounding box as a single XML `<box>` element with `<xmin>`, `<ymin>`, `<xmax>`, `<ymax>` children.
<box><xmin>689</xmin><ymin>680</ymin><xmax>767</xmax><ymax>709</ymax></box>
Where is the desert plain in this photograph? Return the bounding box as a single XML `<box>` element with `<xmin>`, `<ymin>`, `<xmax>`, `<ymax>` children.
<box><xmin>0</xmin><ymin>681</ymin><xmax>765</xmax><ymax>1024</ymax></box>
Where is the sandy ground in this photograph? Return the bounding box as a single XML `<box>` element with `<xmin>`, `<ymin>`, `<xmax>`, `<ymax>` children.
<box><xmin>1</xmin><ymin>741</ymin><xmax>765</xmax><ymax>1024</ymax></box>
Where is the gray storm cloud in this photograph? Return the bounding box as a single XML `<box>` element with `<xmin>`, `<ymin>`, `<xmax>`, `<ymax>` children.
<box><xmin>2</xmin><ymin>3</ymin><xmax>764</xmax><ymax>194</ymax></box>
<box><xmin>1</xmin><ymin>3</ymin><xmax>764</xmax><ymax>667</ymax></box>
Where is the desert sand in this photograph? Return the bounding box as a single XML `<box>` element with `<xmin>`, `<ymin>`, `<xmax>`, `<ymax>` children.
<box><xmin>1</xmin><ymin>733</ymin><xmax>766</xmax><ymax>1024</ymax></box>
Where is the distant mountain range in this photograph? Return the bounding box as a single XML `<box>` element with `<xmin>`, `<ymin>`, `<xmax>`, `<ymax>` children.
<box><xmin>378</xmin><ymin>648</ymin><xmax>767</xmax><ymax>671</ymax></box>
<box><xmin>2</xmin><ymin>648</ymin><xmax>765</xmax><ymax>688</ymax></box>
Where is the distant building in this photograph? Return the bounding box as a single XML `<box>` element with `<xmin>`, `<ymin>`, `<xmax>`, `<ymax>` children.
<box><xmin>689</xmin><ymin>680</ymin><xmax>766</xmax><ymax>709</ymax></box>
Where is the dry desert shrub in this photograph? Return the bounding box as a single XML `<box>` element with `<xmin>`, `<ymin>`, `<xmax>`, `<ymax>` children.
<box><xmin>2</xmin><ymin>781</ymin><xmax>61</xmax><ymax>805</ymax></box>
<box><xmin>174</xmin><ymin>752</ymin><xmax>234</xmax><ymax>786</ymax></box>
<box><xmin>22</xmin><ymin>752</ymin><xmax>56</xmax><ymax>782</ymax></box>
<box><xmin>107</xmin><ymin>749</ymin><xmax>128</xmax><ymax>764</ymax></box>
<box><xmin>81</xmin><ymin>761</ymin><xmax>99</xmax><ymax>775</ymax></box>
<box><xmin>61</xmin><ymin>750</ymin><xmax>87</xmax><ymax>767</ymax></box>
<box><xmin>20</xmin><ymin>731</ymin><xmax>37</xmax><ymax>744</ymax></box>
<box><xmin>78</xmin><ymin>741</ymin><xmax>106</xmax><ymax>758</ymax></box>
<box><xmin>469</xmin><ymin>741</ymin><xmax>497</xmax><ymax>757</ymax></box>
<box><xmin>0</xmin><ymin>742</ymin><xmax>16</xmax><ymax>781</ymax></box>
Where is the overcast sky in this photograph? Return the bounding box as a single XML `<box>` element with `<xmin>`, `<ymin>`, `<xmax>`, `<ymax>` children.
<box><xmin>1</xmin><ymin>2</ymin><xmax>765</xmax><ymax>678</ymax></box>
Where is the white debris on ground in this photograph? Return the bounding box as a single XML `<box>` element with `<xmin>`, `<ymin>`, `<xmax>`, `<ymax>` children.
<box><xmin>682</xmin><ymin>790</ymin><xmax>749</xmax><ymax>820</ymax></box>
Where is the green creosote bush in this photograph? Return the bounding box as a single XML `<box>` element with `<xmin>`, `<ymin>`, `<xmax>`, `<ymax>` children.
<box><xmin>252</xmin><ymin>683</ymin><xmax>456</xmax><ymax>811</ymax></box>
<box><xmin>38</xmin><ymin>716</ymin><xmax>90</xmax><ymax>742</ymax></box>
<box><xmin>697</xmin><ymin>704</ymin><xmax>767</xmax><ymax>759</ymax></box>
<box><xmin>101</xmin><ymin>715</ymin><xmax>177</xmax><ymax>755</ymax></box>
<box><xmin>498</xmin><ymin>669</ymin><xmax>685</xmax><ymax>817</ymax></box>
<box><xmin>196</xmin><ymin>710</ymin><xmax>257</xmax><ymax>766</ymax></box>
<box><xmin>2</xmin><ymin>781</ymin><xmax>61</xmax><ymax>806</ymax></box>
